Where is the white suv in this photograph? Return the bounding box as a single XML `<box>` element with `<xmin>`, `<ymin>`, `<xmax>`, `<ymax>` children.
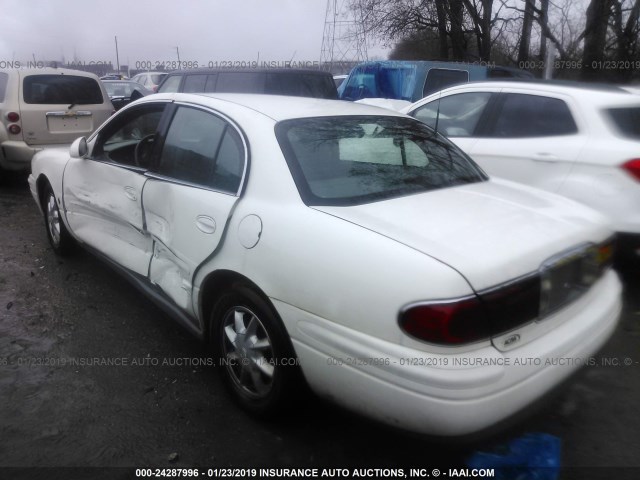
<box><xmin>0</xmin><ymin>68</ymin><xmax>112</xmax><ymax>173</ymax></box>
<box><xmin>403</xmin><ymin>81</ymin><xmax>640</xmax><ymax>260</ymax></box>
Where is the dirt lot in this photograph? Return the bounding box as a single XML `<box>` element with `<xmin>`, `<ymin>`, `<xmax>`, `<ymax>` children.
<box><xmin>1</xmin><ymin>173</ymin><xmax>639</xmax><ymax>479</ymax></box>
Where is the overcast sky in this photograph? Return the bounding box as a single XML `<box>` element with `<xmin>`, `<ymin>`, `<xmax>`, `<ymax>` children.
<box><xmin>0</xmin><ymin>0</ymin><xmax>383</xmax><ymax>69</ymax></box>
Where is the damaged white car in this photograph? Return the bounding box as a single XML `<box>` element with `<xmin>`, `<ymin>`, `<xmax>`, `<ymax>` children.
<box><xmin>29</xmin><ymin>93</ymin><xmax>621</xmax><ymax>436</ymax></box>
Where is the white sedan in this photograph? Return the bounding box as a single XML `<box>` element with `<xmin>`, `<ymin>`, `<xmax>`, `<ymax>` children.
<box><xmin>29</xmin><ymin>93</ymin><xmax>621</xmax><ymax>436</ymax></box>
<box><xmin>402</xmin><ymin>81</ymin><xmax>640</xmax><ymax>261</ymax></box>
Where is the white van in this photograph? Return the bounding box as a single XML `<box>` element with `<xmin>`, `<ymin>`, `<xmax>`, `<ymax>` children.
<box><xmin>0</xmin><ymin>68</ymin><xmax>113</xmax><ymax>173</ymax></box>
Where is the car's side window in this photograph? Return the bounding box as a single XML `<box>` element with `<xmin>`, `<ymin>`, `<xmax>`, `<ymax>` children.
<box><xmin>492</xmin><ymin>94</ymin><xmax>578</xmax><ymax>138</ymax></box>
<box><xmin>92</xmin><ymin>104</ymin><xmax>166</xmax><ymax>168</ymax></box>
<box><xmin>155</xmin><ymin>106</ymin><xmax>244</xmax><ymax>193</ymax></box>
<box><xmin>204</xmin><ymin>74</ymin><xmax>218</xmax><ymax>92</ymax></box>
<box><xmin>183</xmin><ymin>75</ymin><xmax>207</xmax><ymax>93</ymax></box>
<box><xmin>423</xmin><ymin>69</ymin><xmax>468</xmax><ymax>97</ymax></box>
<box><xmin>158</xmin><ymin>75</ymin><xmax>181</xmax><ymax>93</ymax></box>
<box><xmin>412</xmin><ymin>92</ymin><xmax>492</xmax><ymax>137</ymax></box>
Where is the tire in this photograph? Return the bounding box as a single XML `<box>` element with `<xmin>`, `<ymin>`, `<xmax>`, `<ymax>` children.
<box><xmin>210</xmin><ymin>285</ymin><xmax>301</xmax><ymax>417</ymax></box>
<box><xmin>42</xmin><ymin>184</ymin><xmax>75</xmax><ymax>256</ymax></box>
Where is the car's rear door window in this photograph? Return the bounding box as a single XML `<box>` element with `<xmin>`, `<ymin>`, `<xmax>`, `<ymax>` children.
<box><xmin>492</xmin><ymin>93</ymin><xmax>578</xmax><ymax>137</ymax></box>
<box><xmin>411</xmin><ymin>92</ymin><xmax>492</xmax><ymax>137</ymax></box>
<box><xmin>155</xmin><ymin>106</ymin><xmax>244</xmax><ymax>193</ymax></box>
<box><xmin>605</xmin><ymin>107</ymin><xmax>640</xmax><ymax>139</ymax></box>
<box><xmin>276</xmin><ymin>116</ymin><xmax>487</xmax><ymax>206</ymax></box>
<box><xmin>23</xmin><ymin>75</ymin><xmax>103</xmax><ymax>104</ymax></box>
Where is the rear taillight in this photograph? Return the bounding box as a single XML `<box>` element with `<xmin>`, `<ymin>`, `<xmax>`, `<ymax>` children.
<box><xmin>479</xmin><ymin>275</ymin><xmax>540</xmax><ymax>334</ymax></box>
<box><xmin>400</xmin><ymin>239</ymin><xmax>613</xmax><ymax>346</ymax></box>
<box><xmin>8</xmin><ymin>124</ymin><xmax>21</xmax><ymax>134</ymax></box>
<box><xmin>622</xmin><ymin>158</ymin><xmax>640</xmax><ymax>181</ymax></box>
<box><xmin>399</xmin><ymin>296</ymin><xmax>491</xmax><ymax>345</ymax></box>
<box><xmin>7</xmin><ymin>111</ymin><xmax>20</xmax><ymax>122</ymax></box>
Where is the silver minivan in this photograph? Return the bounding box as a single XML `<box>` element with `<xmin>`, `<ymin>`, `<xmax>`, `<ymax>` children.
<box><xmin>0</xmin><ymin>68</ymin><xmax>113</xmax><ymax>173</ymax></box>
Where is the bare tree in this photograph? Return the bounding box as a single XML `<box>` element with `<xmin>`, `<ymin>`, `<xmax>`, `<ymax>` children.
<box><xmin>582</xmin><ymin>0</ymin><xmax>613</xmax><ymax>80</ymax></box>
<box><xmin>610</xmin><ymin>0</ymin><xmax>640</xmax><ymax>80</ymax></box>
<box><xmin>518</xmin><ymin>0</ymin><xmax>535</xmax><ymax>62</ymax></box>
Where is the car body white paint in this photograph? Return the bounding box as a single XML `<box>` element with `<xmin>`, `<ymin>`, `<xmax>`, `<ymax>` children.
<box><xmin>402</xmin><ymin>81</ymin><xmax>640</xmax><ymax>237</ymax></box>
<box><xmin>29</xmin><ymin>93</ymin><xmax>621</xmax><ymax>436</ymax></box>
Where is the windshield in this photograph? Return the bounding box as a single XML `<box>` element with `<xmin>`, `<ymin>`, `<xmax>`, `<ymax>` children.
<box><xmin>276</xmin><ymin>115</ymin><xmax>487</xmax><ymax>206</ymax></box>
<box><xmin>341</xmin><ymin>64</ymin><xmax>418</xmax><ymax>101</ymax></box>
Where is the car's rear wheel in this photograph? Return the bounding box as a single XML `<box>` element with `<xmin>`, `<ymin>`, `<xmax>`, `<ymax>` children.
<box><xmin>43</xmin><ymin>184</ymin><xmax>74</xmax><ymax>255</ymax></box>
<box><xmin>210</xmin><ymin>285</ymin><xmax>301</xmax><ymax>417</ymax></box>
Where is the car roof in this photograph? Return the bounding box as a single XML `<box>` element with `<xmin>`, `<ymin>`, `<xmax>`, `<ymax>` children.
<box><xmin>164</xmin><ymin>68</ymin><xmax>332</xmax><ymax>76</ymax></box>
<box><xmin>146</xmin><ymin>92</ymin><xmax>407</xmax><ymax>121</ymax></box>
<box><xmin>402</xmin><ymin>79</ymin><xmax>640</xmax><ymax>115</ymax></box>
<box><xmin>0</xmin><ymin>67</ymin><xmax>100</xmax><ymax>78</ymax></box>
<box><xmin>431</xmin><ymin>79</ymin><xmax>636</xmax><ymax>105</ymax></box>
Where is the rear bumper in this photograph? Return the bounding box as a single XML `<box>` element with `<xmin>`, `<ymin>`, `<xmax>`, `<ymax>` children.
<box><xmin>284</xmin><ymin>269</ymin><xmax>622</xmax><ymax>436</ymax></box>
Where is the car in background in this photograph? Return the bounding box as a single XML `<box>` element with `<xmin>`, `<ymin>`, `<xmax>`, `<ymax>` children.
<box><xmin>102</xmin><ymin>79</ymin><xmax>152</xmax><ymax>110</ymax></box>
<box><xmin>0</xmin><ymin>68</ymin><xmax>112</xmax><ymax>174</ymax></box>
<box><xmin>340</xmin><ymin>60</ymin><xmax>533</xmax><ymax>102</ymax></box>
<box><xmin>131</xmin><ymin>71</ymin><xmax>168</xmax><ymax>92</ymax></box>
<box><xmin>403</xmin><ymin>81</ymin><xmax>640</xmax><ymax>261</ymax></box>
<box><xmin>333</xmin><ymin>74</ymin><xmax>348</xmax><ymax>88</ymax></box>
<box><xmin>29</xmin><ymin>93</ymin><xmax>620</xmax><ymax>436</ymax></box>
<box><xmin>157</xmin><ymin>68</ymin><xmax>338</xmax><ymax>99</ymax></box>
<box><xmin>100</xmin><ymin>73</ymin><xmax>128</xmax><ymax>80</ymax></box>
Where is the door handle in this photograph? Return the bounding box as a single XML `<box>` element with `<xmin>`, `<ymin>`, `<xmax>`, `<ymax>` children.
<box><xmin>124</xmin><ymin>186</ymin><xmax>138</xmax><ymax>201</ymax></box>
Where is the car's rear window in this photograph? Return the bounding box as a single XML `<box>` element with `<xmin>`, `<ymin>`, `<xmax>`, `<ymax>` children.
<box><xmin>606</xmin><ymin>107</ymin><xmax>640</xmax><ymax>139</ymax></box>
<box><xmin>0</xmin><ymin>72</ymin><xmax>8</xmax><ymax>102</ymax></box>
<box><xmin>23</xmin><ymin>75</ymin><xmax>103</xmax><ymax>104</ymax></box>
<box><xmin>276</xmin><ymin>116</ymin><xmax>487</xmax><ymax>206</ymax></box>
<box><xmin>103</xmin><ymin>82</ymin><xmax>136</xmax><ymax>97</ymax></box>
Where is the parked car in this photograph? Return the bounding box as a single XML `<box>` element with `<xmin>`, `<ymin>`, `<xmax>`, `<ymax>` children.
<box><xmin>102</xmin><ymin>79</ymin><xmax>152</xmax><ymax>110</ymax></box>
<box><xmin>340</xmin><ymin>60</ymin><xmax>533</xmax><ymax>102</ymax></box>
<box><xmin>0</xmin><ymin>68</ymin><xmax>113</xmax><ymax>174</ymax></box>
<box><xmin>29</xmin><ymin>93</ymin><xmax>620</xmax><ymax>436</ymax></box>
<box><xmin>100</xmin><ymin>73</ymin><xmax>128</xmax><ymax>80</ymax></box>
<box><xmin>333</xmin><ymin>74</ymin><xmax>348</xmax><ymax>89</ymax></box>
<box><xmin>402</xmin><ymin>80</ymin><xmax>640</xmax><ymax>261</ymax></box>
<box><xmin>131</xmin><ymin>71</ymin><xmax>168</xmax><ymax>92</ymax></box>
<box><xmin>157</xmin><ymin>68</ymin><xmax>338</xmax><ymax>99</ymax></box>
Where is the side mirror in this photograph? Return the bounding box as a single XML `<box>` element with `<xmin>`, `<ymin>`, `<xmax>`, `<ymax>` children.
<box><xmin>70</xmin><ymin>137</ymin><xmax>88</xmax><ymax>159</ymax></box>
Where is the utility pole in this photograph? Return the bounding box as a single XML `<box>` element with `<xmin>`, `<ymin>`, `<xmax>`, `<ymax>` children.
<box><xmin>176</xmin><ymin>46</ymin><xmax>181</xmax><ymax>68</ymax></box>
<box><xmin>115</xmin><ymin>36</ymin><xmax>120</xmax><ymax>74</ymax></box>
